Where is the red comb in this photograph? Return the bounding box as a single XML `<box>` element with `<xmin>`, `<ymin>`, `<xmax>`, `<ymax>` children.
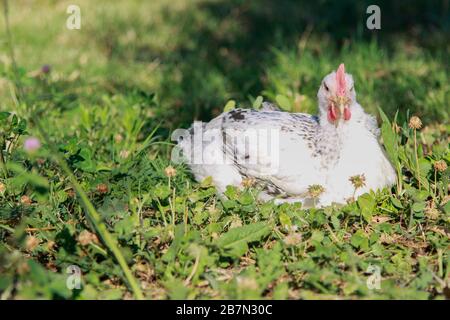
<box><xmin>336</xmin><ymin>63</ymin><xmax>346</xmax><ymax>97</ymax></box>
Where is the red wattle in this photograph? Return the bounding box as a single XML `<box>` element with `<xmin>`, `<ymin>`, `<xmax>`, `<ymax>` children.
<box><xmin>328</xmin><ymin>105</ymin><xmax>337</xmax><ymax>122</ymax></box>
<box><xmin>344</xmin><ymin>107</ymin><xmax>351</xmax><ymax>120</ymax></box>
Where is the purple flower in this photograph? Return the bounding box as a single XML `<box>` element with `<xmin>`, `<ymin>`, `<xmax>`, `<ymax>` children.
<box><xmin>41</xmin><ymin>64</ymin><xmax>51</xmax><ymax>74</ymax></box>
<box><xmin>24</xmin><ymin>137</ymin><xmax>41</xmax><ymax>152</ymax></box>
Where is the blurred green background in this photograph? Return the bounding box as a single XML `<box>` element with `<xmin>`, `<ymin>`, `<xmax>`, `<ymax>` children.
<box><xmin>1</xmin><ymin>0</ymin><xmax>448</xmax><ymax>130</ymax></box>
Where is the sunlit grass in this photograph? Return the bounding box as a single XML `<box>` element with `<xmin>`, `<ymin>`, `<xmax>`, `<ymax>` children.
<box><xmin>0</xmin><ymin>0</ymin><xmax>448</xmax><ymax>300</ymax></box>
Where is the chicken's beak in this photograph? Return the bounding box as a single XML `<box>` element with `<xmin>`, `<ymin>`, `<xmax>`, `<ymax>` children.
<box><xmin>338</xmin><ymin>103</ymin><xmax>345</xmax><ymax>117</ymax></box>
<box><xmin>336</xmin><ymin>96</ymin><xmax>350</xmax><ymax>119</ymax></box>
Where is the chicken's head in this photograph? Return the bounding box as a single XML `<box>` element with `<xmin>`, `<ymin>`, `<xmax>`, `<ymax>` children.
<box><xmin>317</xmin><ymin>63</ymin><xmax>356</xmax><ymax>125</ymax></box>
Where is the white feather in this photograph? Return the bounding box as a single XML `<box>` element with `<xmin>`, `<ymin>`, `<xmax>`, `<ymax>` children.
<box><xmin>178</xmin><ymin>68</ymin><xmax>397</xmax><ymax>208</ymax></box>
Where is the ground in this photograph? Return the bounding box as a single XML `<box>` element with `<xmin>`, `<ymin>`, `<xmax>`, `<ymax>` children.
<box><xmin>0</xmin><ymin>0</ymin><xmax>449</xmax><ymax>299</ymax></box>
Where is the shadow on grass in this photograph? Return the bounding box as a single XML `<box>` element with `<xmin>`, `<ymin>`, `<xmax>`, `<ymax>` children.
<box><xmin>31</xmin><ymin>0</ymin><xmax>449</xmax><ymax>128</ymax></box>
<box><xmin>148</xmin><ymin>0</ymin><xmax>448</xmax><ymax>126</ymax></box>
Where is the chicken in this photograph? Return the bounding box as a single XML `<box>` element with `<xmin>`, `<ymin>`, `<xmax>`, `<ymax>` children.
<box><xmin>176</xmin><ymin>64</ymin><xmax>397</xmax><ymax>207</ymax></box>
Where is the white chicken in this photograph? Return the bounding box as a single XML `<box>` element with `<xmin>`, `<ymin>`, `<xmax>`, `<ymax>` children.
<box><xmin>177</xmin><ymin>64</ymin><xmax>396</xmax><ymax>207</ymax></box>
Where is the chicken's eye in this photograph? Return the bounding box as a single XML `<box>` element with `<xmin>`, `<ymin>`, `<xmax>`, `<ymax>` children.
<box><xmin>323</xmin><ymin>82</ymin><xmax>329</xmax><ymax>92</ymax></box>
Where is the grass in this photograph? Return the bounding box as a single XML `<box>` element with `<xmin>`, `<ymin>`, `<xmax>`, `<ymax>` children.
<box><xmin>0</xmin><ymin>0</ymin><xmax>449</xmax><ymax>299</ymax></box>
